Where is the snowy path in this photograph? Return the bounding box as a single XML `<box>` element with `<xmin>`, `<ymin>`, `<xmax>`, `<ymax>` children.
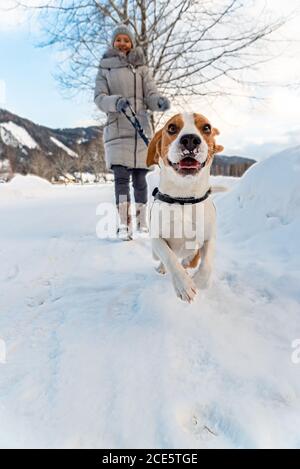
<box><xmin>0</xmin><ymin>177</ymin><xmax>299</xmax><ymax>448</ymax></box>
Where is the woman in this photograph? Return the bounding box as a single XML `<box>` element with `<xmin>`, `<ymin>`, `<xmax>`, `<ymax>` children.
<box><xmin>94</xmin><ymin>24</ymin><xmax>170</xmax><ymax>240</ymax></box>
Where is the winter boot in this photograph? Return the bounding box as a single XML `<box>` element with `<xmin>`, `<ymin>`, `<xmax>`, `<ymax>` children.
<box><xmin>117</xmin><ymin>202</ymin><xmax>133</xmax><ymax>241</ymax></box>
<box><xmin>135</xmin><ymin>203</ymin><xmax>149</xmax><ymax>234</ymax></box>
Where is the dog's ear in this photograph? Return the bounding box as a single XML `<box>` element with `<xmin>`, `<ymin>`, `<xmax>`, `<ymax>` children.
<box><xmin>212</xmin><ymin>127</ymin><xmax>223</xmax><ymax>153</ymax></box>
<box><xmin>147</xmin><ymin>128</ymin><xmax>163</xmax><ymax>167</ymax></box>
<box><xmin>214</xmin><ymin>144</ymin><xmax>224</xmax><ymax>153</ymax></box>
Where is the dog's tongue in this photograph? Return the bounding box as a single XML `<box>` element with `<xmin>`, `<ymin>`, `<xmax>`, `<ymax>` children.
<box><xmin>179</xmin><ymin>157</ymin><xmax>201</xmax><ymax>169</ymax></box>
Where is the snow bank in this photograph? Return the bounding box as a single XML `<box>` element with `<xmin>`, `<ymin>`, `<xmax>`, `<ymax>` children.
<box><xmin>216</xmin><ymin>145</ymin><xmax>300</xmax><ymax>284</ymax></box>
<box><xmin>0</xmin><ymin>174</ymin><xmax>53</xmax><ymax>200</ymax></box>
<box><xmin>0</xmin><ymin>122</ymin><xmax>38</xmax><ymax>149</ymax></box>
<box><xmin>50</xmin><ymin>136</ymin><xmax>78</xmax><ymax>158</ymax></box>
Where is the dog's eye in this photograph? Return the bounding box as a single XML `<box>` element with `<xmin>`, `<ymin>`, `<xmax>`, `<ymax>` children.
<box><xmin>167</xmin><ymin>124</ymin><xmax>178</xmax><ymax>135</ymax></box>
<box><xmin>203</xmin><ymin>124</ymin><xmax>211</xmax><ymax>134</ymax></box>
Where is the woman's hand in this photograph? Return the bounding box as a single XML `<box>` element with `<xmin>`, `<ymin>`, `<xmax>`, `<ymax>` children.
<box><xmin>116</xmin><ymin>97</ymin><xmax>130</xmax><ymax>113</ymax></box>
<box><xmin>157</xmin><ymin>97</ymin><xmax>170</xmax><ymax>111</ymax></box>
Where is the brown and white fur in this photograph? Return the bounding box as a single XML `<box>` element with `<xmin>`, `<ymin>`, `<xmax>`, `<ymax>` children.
<box><xmin>147</xmin><ymin>112</ymin><xmax>224</xmax><ymax>303</ymax></box>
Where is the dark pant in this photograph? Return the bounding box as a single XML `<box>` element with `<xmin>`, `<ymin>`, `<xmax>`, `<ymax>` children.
<box><xmin>112</xmin><ymin>165</ymin><xmax>148</xmax><ymax>205</ymax></box>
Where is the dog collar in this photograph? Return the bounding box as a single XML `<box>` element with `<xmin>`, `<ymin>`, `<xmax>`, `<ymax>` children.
<box><xmin>152</xmin><ymin>187</ymin><xmax>211</xmax><ymax>205</ymax></box>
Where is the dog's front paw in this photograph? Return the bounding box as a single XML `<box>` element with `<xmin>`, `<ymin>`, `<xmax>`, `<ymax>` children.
<box><xmin>172</xmin><ymin>271</ymin><xmax>197</xmax><ymax>303</ymax></box>
<box><xmin>193</xmin><ymin>267</ymin><xmax>212</xmax><ymax>290</ymax></box>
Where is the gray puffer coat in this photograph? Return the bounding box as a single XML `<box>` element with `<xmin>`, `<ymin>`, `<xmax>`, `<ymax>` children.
<box><xmin>94</xmin><ymin>46</ymin><xmax>164</xmax><ymax>169</ymax></box>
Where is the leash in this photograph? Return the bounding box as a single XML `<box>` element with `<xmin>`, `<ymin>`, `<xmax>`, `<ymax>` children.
<box><xmin>122</xmin><ymin>104</ymin><xmax>150</xmax><ymax>146</ymax></box>
<box><xmin>152</xmin><ymin>187</ymin><xmax>211</xmax><ymax>205</ymax></box>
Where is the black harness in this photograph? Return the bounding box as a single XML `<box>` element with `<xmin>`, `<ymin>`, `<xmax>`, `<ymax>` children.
<box><xmin>152</xmin><ymin>187</ymin><xmax>211</xmax><ymax>205</ymax></box>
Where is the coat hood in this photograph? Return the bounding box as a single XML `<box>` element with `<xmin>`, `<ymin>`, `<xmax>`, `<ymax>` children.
<box><xmin>100</xmin><ymin>46</ymin><xmax>145</xmax><ymax>69</ymax></box>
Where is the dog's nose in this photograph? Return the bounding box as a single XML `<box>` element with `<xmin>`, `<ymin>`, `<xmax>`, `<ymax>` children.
<box><xmin>179</xmin><ymin>134</ymin><xmax>201</xmax><ymax>152</ymax></box>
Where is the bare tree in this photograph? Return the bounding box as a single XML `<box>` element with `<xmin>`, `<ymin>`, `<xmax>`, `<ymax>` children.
<box><xmin>85</xmin><ymin>148</ymin><xmax>106</xmax><ymax>183</ymax></box>
<box><xmin>53</xmin><ymin>150</ymin><xmax>75</xmax><ymax>182</ymax></box>
<box><xmin>16</xmin><ymin>1</ymin><xmax>293</xmax><ymax>107</ymax></box>
<box><xmin>0</xmin><ymin>155</ymin><xmax>14</xmax><ymax>181</ymax></box>
<box><xmin>30</xmin><ymin>151</ymin><xmax>56</xmax><ymax>181</ymax></box>
<box><xmin>73</xmin><ymin>151</ymin><xmax>89</xmax><ymax>184</ymax></box>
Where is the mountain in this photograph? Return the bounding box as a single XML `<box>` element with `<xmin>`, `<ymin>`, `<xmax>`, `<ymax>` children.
<box><xmin>0</xmin><ymin>108</ymin><xmax>255</xmax><ymax>182</ymax></box>
<box><xmin>0</xmin><ymin>108</ymin><xmax>105</xmax><ymax>183</ymax></box>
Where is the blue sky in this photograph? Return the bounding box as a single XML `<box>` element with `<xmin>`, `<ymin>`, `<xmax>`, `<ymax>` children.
<box><xmin>0</xmin><ymin>0</ymin><xmax>300</xmax><ymax>158</ymax></box>
<box><xmin>0</xmin><ymin>14</ymin><xmax>97</xmax><ymax>128</ymax></box>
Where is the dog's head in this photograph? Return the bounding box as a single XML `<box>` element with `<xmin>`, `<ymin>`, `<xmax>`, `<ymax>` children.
<box><xmin>147</xmin><ymin>112</ymin><xmax>224</xmax><ymax>176</ymax></box>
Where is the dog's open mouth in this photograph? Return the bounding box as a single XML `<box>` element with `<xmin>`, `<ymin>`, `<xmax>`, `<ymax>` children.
<box><xmin>168</xmin><ymin>156</ymin><xmax>204</xmax><ymax>175</ymax></box>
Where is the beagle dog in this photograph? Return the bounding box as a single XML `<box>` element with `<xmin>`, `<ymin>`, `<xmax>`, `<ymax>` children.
<box><xmin>147</xmin><ymin>112</ymin><xmax>224</xmax><ymax>303</ymax></box>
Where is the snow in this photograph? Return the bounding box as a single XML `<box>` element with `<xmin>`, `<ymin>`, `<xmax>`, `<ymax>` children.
<box><xmin>0</xmin><ymin>149</ymin><xmax>299</xmax><ymax>449</ymax></box>
<box><xmin>77</xmin><ymin>138</ymin><xmax>89</xmax><ymax>144</ymax></box>
<box><xmin>147</xmin><ymin>167</ymin><xmax>238</xmax><ymax>199</ymax></box>
<box><xmin>0</xmin><ymin>122</ymin><xmax>38</xmax><ymax>149</ymax></box>
<box><xmin>50</xmin><ymin>136</ymin><xmax>79</xmax><ymax>158</ymax></box>
<box><xmin>219</xmin><ymin>145</ymin><xmax>300</xmax><ymax>240</ymax></box>
<box><xmin>0</xmin><ymin>158</ymin><xmax>11</xmax><ymax>172</ymax></box>
<box><xmin>218</xmin><ymin>146</ymin><xmax>300</xmax><ymax>294</ymax></box>
<box><xmin>0</xmin><ymin>174</ymin><xmax>53</xmax><ymax>199</ymax></box>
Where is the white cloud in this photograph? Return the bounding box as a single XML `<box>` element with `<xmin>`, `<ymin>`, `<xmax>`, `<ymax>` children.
<box><xmin>0</xmin><ymin>0</ymin><xmax>46</xmax><ymax>31</ymax></box>
<box><xmin>183</xmin><ymin>0</ymin><xmax>300</xmax><ymax>159</ymax></box>
<box><xmin>175</xmin><ymin>78</ymin><xmax>300</xmax><ymax>160</ymax></box>
<box><xmin>164</xmin><ymin>0</ymin><xmax>300</xmax><ymax>160</ymax></box>
<box><xmin>0</xmin><ymin>1</ymin><xmax>28</xmax><ymax>30</ymax></box>
<box><xmin>72</xmin><ymin>118</ymin><xmax>102</xmax><ymax>128</ymax></box>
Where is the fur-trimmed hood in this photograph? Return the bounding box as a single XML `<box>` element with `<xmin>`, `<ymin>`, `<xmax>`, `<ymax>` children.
<box><xmin>100</xmin><ymin>46</ymin><xmax>145</xmax><ymax>69</ymax></box>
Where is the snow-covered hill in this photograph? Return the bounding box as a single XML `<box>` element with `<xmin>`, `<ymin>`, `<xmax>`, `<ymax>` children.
<box><xmin>0</xmin><ymin>148</ymin><xmax>299</xmax><ymax>448</ymax></box>
<box><xmin>0</xmin><ymin>108</ymin><xmax>104</xmax><ymax>182</ymax></box>
<box><xmin>0</xmin><ymin>108</ymin><xmax>255</xmax><ymax>182</ymax></box>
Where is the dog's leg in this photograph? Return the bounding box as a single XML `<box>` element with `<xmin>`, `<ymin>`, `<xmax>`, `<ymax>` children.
<box><xmin>152</xmin><ymin>238</ymin><xmax>197</xmax><ymax>303</ymax></box>
<box><xmin>155</xmin><ymin>262</ymin><xmax>167</xmax><ymax>275</ymax></box>
<box><xmin>182</xmin><ymin>248</ymin><xmax>201</xmax><ymax>269</ymax></box>
<box><xmin>152</xmin><ymin>249</ymin><xmax>159</xmax><ymax>261</ymax></box>
<box><xmin>193</xmin><ymin>237</ymin><xmax>215</xmax><ymax>289</ymax></box>
<box><xmin>152</xmin><ymin>248</ymin><xmax>166</xmax><ymax>274</ymax></box>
